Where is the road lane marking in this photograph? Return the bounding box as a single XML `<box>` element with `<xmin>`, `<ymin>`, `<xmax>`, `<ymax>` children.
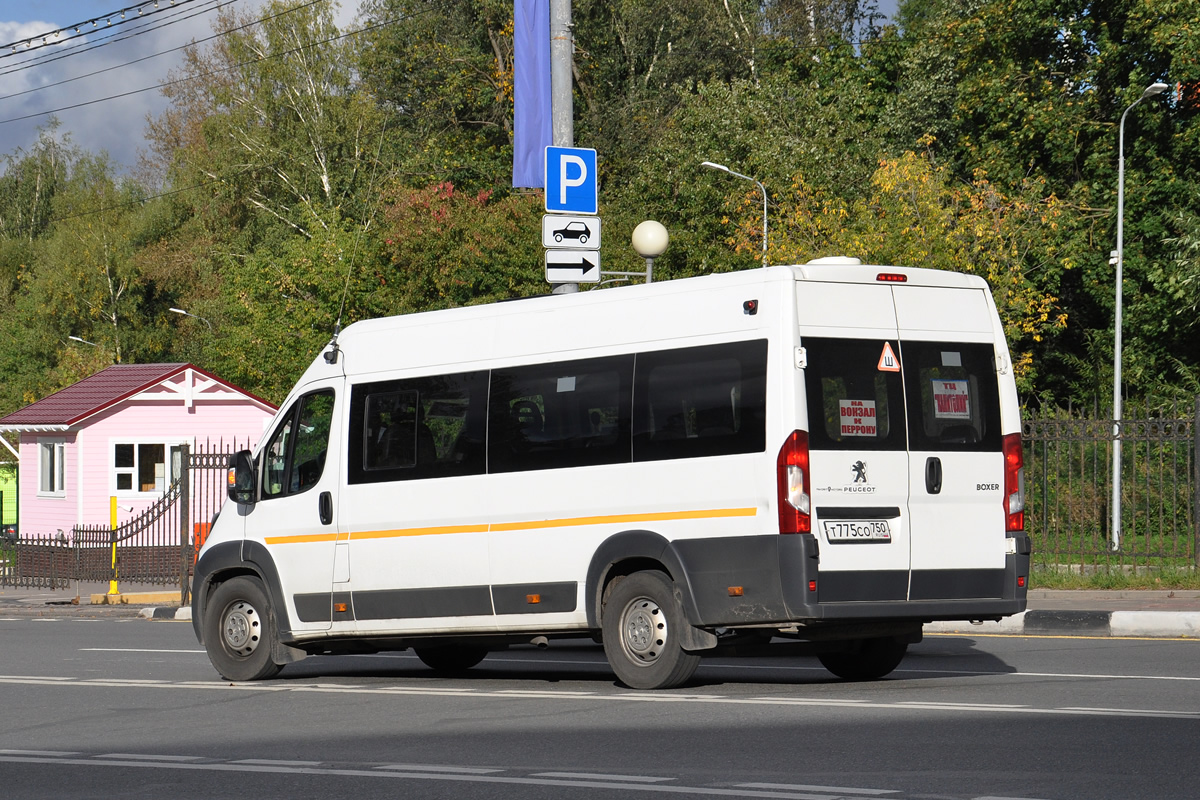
<box><xmin>233</xmin><ymin>759</ymin><xmax>324</xmax><ymax>766</ymax></box>
<box><xmin>0</xmin><ymin>674</ymin><xmax>1195</xmax><ymax>719</ymax></box>
<box><xmin>96</xmin><ymin>753</ymin><xmax>205</xmax><ymax>762</ymax></box>
<box><xmin>0</xmin><ymin>754</ymin><xmax>893</xmax><ymax>799</ymax></box>
<box><xmin>0</xmin><ymin>749</ymin><xmax>80</xmax><ymax>757</ymax></box>
<box><xmin>736</xmin><ymin>784</ymin><xmax>898</xmax><ymax>796</ymax></box>
<box><xmin>533</xmin><ymin>772</ymin><xmax>675</xmax><ymax>783</ymax></box>
<box><xmin>79</xmin><ymin>648</ymin><xmax>205</xmax><ymax>654</ymax></box>
<box><xmin>376</xmin><ymin>763</ymin><xmax>506</xmax><ymax>774</ymax></box>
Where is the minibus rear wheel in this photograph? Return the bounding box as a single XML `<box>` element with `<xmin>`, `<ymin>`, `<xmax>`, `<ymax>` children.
<box><xmin>817</xmin><ymin>637</ymin><xmax>908</xmax><ymax>681</ymax></box>
<box><xmin>602</xmin><ymin>571</ymin><xmax>701</xmax><ymax>690</ymax></box>
<box><xmin>414</xmin><ymin>645</ymin><xmax>489</xmax><ymax>672</ymax></box>
<box><xmin>203</xmin><ymin>576</ymin><xmax>284</xmax><ymax>682</ymax></box>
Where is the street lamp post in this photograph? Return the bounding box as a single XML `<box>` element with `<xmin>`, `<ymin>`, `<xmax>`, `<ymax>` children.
<box><xmin>68</xmin><ymin>335</ymin><xmax>98</xmax><ymax>347</ymax></box>
<box><xmin>1111</xmin><ymin>80</ymin><xmax>1169</xmax><ymax>552</ymax></box>
<box><xmin>700</xmin><ymin>161</ymin><xmax>768</xmax><ymax>266</ymax></box>
<box><xmin>630</xmin><ymin>220</ymin><xmax>670</xmax><ymax>284</ymax></box>
<box><xmin>169</xmin><ymin>307</ymin><xmax>213</xmax><ymax>333</ymax></box>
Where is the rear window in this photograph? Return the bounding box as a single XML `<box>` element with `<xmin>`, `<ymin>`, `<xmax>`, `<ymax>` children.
<box><xmin>901</xmin><ymin>342</ymin><xmax>1001</xmax><ymax>451</ymax></box>
<box><xmin>802</xmin><ymin>338</ymin><xmax>905</xmax><ymax>451</ymax></box>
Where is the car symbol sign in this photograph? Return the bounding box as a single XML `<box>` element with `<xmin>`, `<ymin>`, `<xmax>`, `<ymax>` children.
<box><xmin>542</xmin><ymin>215</ymin><xmax>601</xmax><ymax>249</ymax></box>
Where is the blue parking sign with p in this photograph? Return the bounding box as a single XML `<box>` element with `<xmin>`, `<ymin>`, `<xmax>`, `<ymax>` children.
<box><xmin>545</xmin><ymin>146</ymin><xmax>598</xmax><ymax>215</ymax></box>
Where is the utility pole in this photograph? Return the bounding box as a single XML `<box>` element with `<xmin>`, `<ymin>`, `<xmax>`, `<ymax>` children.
<box><xmin>549</xmin><ymin>0</ymin><xmax>578</xmax><ymax>294</ymax></box>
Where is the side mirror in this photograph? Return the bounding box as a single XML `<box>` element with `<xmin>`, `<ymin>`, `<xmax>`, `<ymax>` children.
<box><xmin>226</xmin><ymin>450</ymin><xmax>257</xmax><ymax>506</ymax></box>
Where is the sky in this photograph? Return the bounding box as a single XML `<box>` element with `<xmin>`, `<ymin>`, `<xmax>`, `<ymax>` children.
<box><xmin>0</xmin><ymin>0</ymin><xmax>900</xmax><ymax>174</ymax></box>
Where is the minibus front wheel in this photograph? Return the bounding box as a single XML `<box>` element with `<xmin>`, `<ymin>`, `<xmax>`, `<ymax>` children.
<box><xmin>602</xmin><ymin>571</ymin><xmax>701</xmax><ymax>690</ymax></box>
<box><xmin>203</xmin><ymin>576</ymin><xmax>284</xmax><ymax>682</ymax></box>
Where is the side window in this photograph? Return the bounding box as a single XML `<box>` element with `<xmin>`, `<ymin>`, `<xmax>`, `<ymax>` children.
<box><xmin>633</xmin><ymin>340</ymin><xmax>767</xmax><ymax>462</ymax></box>
<box><xmin>262</xmin><ymin>389</ymin><xmax>335</xmax><ymax>499</ymax></box>
<box><xmin>902</xmin><ymin>342</ymin><xmax>1001</xmax><ymax>451</ymax></box>
<box><xmin>348</xmin><ymin>371</ymin><xmax>487</xmax><ymax>484</ymax></box>
<box><xmin>802</xmin><ymin>338</ymin><xmax>905</xmax><ymax>451</ymax></box>
<box><xmin>38</xmin><ymin>439</ymin><xmax>66</xmax><ymax>496</ymax></box>
<box><xmin>489</xmin><ymin>355</ymin><xmax>633</xmax><ymax>474</ymax></box>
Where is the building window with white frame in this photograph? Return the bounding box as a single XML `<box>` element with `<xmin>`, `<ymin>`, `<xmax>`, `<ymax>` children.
<box><xmin>112</xmin><ymin>442</ymin><xmax>185</xmax><ymax>494</ymax></box>
<box><xmin>38</xmin><ymin>439</ymin><xmax>66</xmax><ymax>497</ymax></box>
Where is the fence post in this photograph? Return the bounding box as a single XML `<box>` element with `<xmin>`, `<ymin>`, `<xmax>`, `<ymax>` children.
<box><xmin>179</xmin><ymin>444</ymin><xmax>191</xmax><ymax>607</ymax></box>
<box><xmin>108</xmin><ymin>497</ymin><xmax>119</xmax><ymax>596</ymax></box>
<box><xmin>1194</xmin><ymin>396</ymin><xmax>1199</xmax><ymax>571</ymax></box>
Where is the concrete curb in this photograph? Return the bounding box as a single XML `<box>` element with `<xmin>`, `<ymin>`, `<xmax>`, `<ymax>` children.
<box><xmin>925</xmin><ymin>610</ymin><xmax>1200</xmax><ymax>638</ymax></box>
<box><xmin>138</xmin><ymin>606</ymin><xmax>191</xmax><ymax>621</ymax></box>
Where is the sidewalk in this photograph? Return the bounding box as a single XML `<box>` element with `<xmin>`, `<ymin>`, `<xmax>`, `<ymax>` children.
<box><xmin>0</xmin><ymin>580</ymin><xmax>188</xmax><ymax>619</ymax></box>
<box><xmin>3</xmin><ymin>581</ymin><xmax>1199</xmax><ymax>637</ymax></box>
<box><xmin>925</xmin><ymin>589</ymin><xmax>1200</xmax><ymax>638</ymax></box>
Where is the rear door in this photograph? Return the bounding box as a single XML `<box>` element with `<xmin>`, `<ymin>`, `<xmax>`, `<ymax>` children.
<box><xmin>893</xmin><ymin>286</ymin><xmax>1008</xmax><ymax>600</ymax></box>
<box><xmin>802</xmin><ymin>336</ymin><xmax>911</xmax><ymax>602</ymax></box>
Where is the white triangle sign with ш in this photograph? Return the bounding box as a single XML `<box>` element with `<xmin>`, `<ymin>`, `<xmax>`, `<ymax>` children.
<box><xmin>878</xmin><ymin>342</ymin><xmax>900</xmax><ymax>372</ymax></box>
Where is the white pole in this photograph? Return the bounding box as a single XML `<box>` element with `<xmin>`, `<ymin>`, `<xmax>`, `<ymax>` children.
<box><xmin>549</xmin><ymin>0</ymin><xmax>577</xmax><ymax>295</ymax></box>
<box><xmin>1112</xmin><ymin>82</ymin><xmax>1169</xmax><ymax>551</ymax></box>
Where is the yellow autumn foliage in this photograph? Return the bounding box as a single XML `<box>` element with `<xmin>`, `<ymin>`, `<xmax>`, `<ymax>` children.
<box><xmin>728</xmin><ymin>149</ymin><xmax>1067</xmax><ymax>390</ymax></box>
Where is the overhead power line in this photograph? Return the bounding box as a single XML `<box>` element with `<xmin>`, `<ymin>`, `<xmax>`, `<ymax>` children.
<box><xmin>0</xmin><ymin>0</ymin><xmax>229</xmax><ymax>96</ymax></box>
<box><xmin>0</xmin><ymin>1</ymin><xmax>440</xmax><ymax>129</ymax></box>
<box><xmin>0</xmin><ymin>0</ymin><xmax>204</xmax><ymax>57</ymax></box>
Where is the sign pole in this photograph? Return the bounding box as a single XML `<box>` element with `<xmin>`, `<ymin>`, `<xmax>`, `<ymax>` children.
<box><xmin>549</xmin><ymin>0</ymin><xmax>578</xmax><ymax>294</ymax></box>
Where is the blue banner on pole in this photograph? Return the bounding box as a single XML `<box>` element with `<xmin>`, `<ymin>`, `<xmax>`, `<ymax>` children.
<box><xmin>513</xmin><ymin>1</ymin><xmax>551</xmax><ymax>188</ymax></box>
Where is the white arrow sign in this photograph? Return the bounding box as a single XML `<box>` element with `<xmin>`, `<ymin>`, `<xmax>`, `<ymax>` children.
<box><xmin>542</xmin><ymin>215</ymin><xmax>601</xmax><ymax>249</ymax></box>
<box><xmin>546</xmin><ymin>250</ymin><xmax>601</xmax><ymax>283</ymax></box>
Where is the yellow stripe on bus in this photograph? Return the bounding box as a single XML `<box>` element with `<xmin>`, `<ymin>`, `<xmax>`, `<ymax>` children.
<box><xmin>489</xmin><ymin>507</ymin><xmax>758</xmax><ymax>532</ymax></box>
<box><xmin>263</xmin><ymin>532</ymin><xmax>340</xmax><ymax>545</ymax></box>
<box><xmin>350</xmin><ymin>524</ymin><xmax>490</xmax><ymax>540</ymax></box>
<box><xmin>263</xmin><ymin>507</ymin><xmax>758</xmax><ymax>546</ymax></box>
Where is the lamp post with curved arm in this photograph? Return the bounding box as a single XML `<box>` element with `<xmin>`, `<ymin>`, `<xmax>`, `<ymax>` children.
<box><xmin>1111</xmin><ymin>81</ymin><xmax>1169</xmax><ymax>551</ymax></box>
<box><xmin>701</xmin><ymin>161</ymin><xmax>768</xmax><ymax>266</ymax></box>
<box><xmin>170</xmin><ymin>307</ymin><xmax>213</xmax><ymax>333</ymax></box>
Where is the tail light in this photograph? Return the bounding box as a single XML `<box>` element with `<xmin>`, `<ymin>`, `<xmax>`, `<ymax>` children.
<box><xmin>1003</xmin><ymin>432</ymin><xmax>1025</xmax><ymax>531</ymax></box>
<box><xmin>777</xmin><ymin>431</ymin><xmax>811</xmax><ymax>534</ymax></box>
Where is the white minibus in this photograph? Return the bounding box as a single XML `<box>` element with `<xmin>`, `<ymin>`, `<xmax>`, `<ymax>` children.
<box><xmin>192</xmin><ymin>260</ymin><xmax>1029</xmax><ymax>689</ymax></box>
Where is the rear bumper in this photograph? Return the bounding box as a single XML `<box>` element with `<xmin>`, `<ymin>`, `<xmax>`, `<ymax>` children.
<box><xmin>669</xmin><ymin>533</ymin><xmax>1029</xmax><ymax>629</ymax></box>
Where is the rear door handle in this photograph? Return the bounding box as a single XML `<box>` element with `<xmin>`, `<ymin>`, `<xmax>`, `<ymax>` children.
<box><xmin>925</xmin><ymin>457</ymin><xmax>942</xmax><ymax>495</ymax></box>
<box><xmin>319</xmin><ymin>491</ymin><xmax>333</xmax><ymax>525</ymax></box>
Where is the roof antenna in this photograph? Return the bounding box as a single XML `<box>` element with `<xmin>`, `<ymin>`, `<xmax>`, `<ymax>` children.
<box><xmin>323</xmin><ymin>118</ymin><xmax>390</xmax><ymax>366</ymax></box>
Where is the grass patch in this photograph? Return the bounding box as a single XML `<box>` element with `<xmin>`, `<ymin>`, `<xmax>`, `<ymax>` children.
<box><xmin>1030</xmin><ymin>566</ymin><xmax>1200</xmax><ymax>590</ymax></box>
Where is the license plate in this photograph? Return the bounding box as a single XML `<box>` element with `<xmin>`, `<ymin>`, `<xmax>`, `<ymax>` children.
<box><xmin>822</xmin><ymin>519</ymin><xmax>892</xmax><ymax>543</ymax></box>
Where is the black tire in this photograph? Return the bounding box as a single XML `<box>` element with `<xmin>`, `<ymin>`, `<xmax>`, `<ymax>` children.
<box><xmin>818</xmin><ymin>637</ymin><xmax>908</xmax><ymax>681</ymax></box>
<box><xmin>414</xmin><ymin>644</ymin><xmax>489</xmax><ymax>672</ymax></box>
<box><xmin>554</xmin><ymin>233</ymin><xmax>564</xmax><ymax>242</ymax></box>
<box><xmin>203</xmin><ymin>576</ymin><xmax>283</xmax><ymax>682</ymax></box>
<box><xmin>578</xmin><ymin>233</ymin><xmax>588</xmax><ymax>244</ymax></box>
<box><xmin>602</xmin><ymin>571</ymin><xmax>701</xmax><ymax>690</ymax></box>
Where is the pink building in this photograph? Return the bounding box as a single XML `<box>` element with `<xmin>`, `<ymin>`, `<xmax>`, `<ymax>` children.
<box><xmin>0</xmin><ymin>363</ymin><xmax>276</xmax><ymax>538</ymax></box>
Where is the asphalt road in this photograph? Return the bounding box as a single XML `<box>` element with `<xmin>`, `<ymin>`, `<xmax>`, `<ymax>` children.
<box><xmin>1</xmin><ymin>616</ymin><xmax>1197</xmax><ymax>800</ymax></box>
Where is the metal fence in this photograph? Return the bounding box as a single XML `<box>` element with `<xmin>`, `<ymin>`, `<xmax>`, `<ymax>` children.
<box><xmin>0</xmin><ymin>441</ymin><xmax>242</xmax><ymax>601</ymax></box>
<box><xmin>1023</xmin><ymin>397</ymin><xmax>1198</xmax><ymax>572</ymax></box>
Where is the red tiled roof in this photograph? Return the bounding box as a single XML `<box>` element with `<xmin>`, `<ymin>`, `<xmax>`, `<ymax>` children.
<box><xmin>0</xmin><ymin>363</ymin><xmax>274</xmax><ymax>428</ymax></box>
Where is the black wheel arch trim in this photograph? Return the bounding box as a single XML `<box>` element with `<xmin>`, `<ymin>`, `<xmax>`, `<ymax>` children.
<box><xmin>191</xmin><ymin>540</ymin><xmax>293</xmax><ymax>645</ymax></box>
<box><xmin>584</xmin><ymin>529</ymin><xmax>701</xmax><ymax>629</ymax></box>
